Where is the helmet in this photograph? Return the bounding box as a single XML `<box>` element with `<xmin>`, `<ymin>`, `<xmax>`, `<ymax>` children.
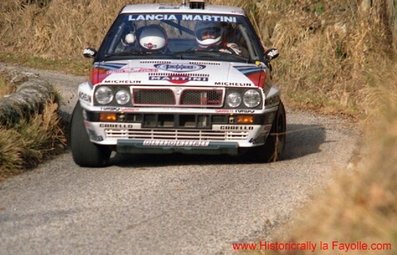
<box><xmin>121</xmin><ymin>23</ymin><xmax>137</xmax><ymax>46</ymax></box>
<box><xmin>122</xmin><ymin>33</ymin><xmax>136</xmax><ymax>45</ymax></box>
<box><xmin>195</xmin><ymin>22</ymin><xmax>222</xmax><ymax>48</ymax></box>
<box><xmin>139</xmin><ymin>25</ymin><xmax>167</xmax><ymax>51</ymax></box>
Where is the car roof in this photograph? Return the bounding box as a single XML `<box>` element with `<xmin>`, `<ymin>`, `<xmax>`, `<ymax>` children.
<box><xmin>120</xmin><ymin>3</ymin><xmax>245</xmax><ymax>16</ymax></box>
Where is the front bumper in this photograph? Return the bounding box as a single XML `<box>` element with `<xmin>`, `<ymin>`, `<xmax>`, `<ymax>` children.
<box><xmin>81</xmin><ymin>106</ymin><xmax>278</xmax><ymax>155</ymax></box>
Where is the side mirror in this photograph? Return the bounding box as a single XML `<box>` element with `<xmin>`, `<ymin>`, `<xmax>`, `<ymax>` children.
<box><xmin>83</xmin><ymin>48</ymin><xmax>97</xmax><ymax>58</ymax></box>
<box><xmin>265</xmin><ymin>48</ymin><xmax>279</xmax><ymax>61</ymax></box>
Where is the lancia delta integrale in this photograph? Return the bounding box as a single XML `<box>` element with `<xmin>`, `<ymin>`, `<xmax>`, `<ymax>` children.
<box><xmin>70</xmin><ymin>0</ymin><xmax>286</xmax><ymax>167</ymax></box>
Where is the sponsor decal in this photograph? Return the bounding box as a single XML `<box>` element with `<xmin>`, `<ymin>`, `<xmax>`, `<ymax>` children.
<box><xmin>91</xmin><ymin>63</ymin><xmax>156</xmax><ymax>84</ymax></box>
<box><xmin>128</xmin><ymin>14</ymin><xmax>237</xmax><ymax>23</ymax></box>
<box><xmin>79</xmin><ymin>91</ymin><xmax>91</xmax><ymax>103</ymax></box>
<box><xmin>249</xmin><ymin>138</ymin><xmax>256</xmax><ymax>144</ymax></box>
<box><xmin>249</xmin><ymin>138</ymin><xmax>263</xmax><ymax>144</ymax></box>
<box><xmin>216</xmin><ymin>125</ymin><xmax>255</xmax><ymax>131</ymax></box>
<box><xmin>94</xmin><ymin>62</ymin><xmax>125</xmax><ymax>70</ymax></box>
<box><xmin>234</xmin><ymin>66</ymin><xmax>266</xmax><ymax>88</ymax></box>
<box><xmin>91</xmin><ymin>63</ymin><xmax>125</xmax><ymax>85</ymax></box>
<box><xmin>99</xmin><ymin>123</ymin><xmax>140</xmax><ymax>129</ymax></box>
<box><xmin>100</xmin><ymin>107</ymin><xmax>121</xmax><ymax>111</ymax></box>
<box><xmin>154</xmin><ymin>64</ymin><xmax>205</xmax><ymax>72</ymax></box>
<box><xmin>215</xmin><ymin>109</ymin><xmax>233</xmax><ymax>113</ymax></box>
<box><xmin>120</xmin><ymin>108</ymin><xmax>141</xmax><ymax>113</ymax></box>
<box><xmin>87</xmin><ymin>129</ymin><xmax>103</xmax><ymax>142</ymax></box>
<box><xmin>214</xmin><ymin>82</ymin><xmax>252</xmax><ymax>87</ymax></box>
<box><xmin>143</xmin><ymin>140</ymin><xmax>210</xmax><ymax>147</ymax></box>
<box><xmin>107</xmin><ymin>67</ymin><xmax>158</xmax><ymax>74</ymax></box>
<box><xmin>149</xmin><ymin>73</ymin><xmax>209</xmax><ymax>84</ymax></box>
<box><xmin>103</xmin><ymin>80</ymin><xmax>141</xmax><ymax>84</ymax></box>
<box><xmin>234</xmin><ymin>109</ymin><xmax>256</xmax><ymax>114</ymax></box>
<box><xmin>144</xmin><ymin>42</ymin><xmax>159</xmax><ymax>50</ymax></box>
<box><xmin>234</xmin><ymin>66</ymin><xmax>263</xmax><ymax>75</ymax></box>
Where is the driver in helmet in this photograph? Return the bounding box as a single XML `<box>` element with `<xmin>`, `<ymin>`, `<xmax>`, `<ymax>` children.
<box><xmin>195</xmin><ymin>22</ymin><xmax>242</xmax><ymax>55</ymax></box>
<box><xmin>138</xmin><ymin>25</ymin><xmax>168</xmax><ymax>53</ymax></box>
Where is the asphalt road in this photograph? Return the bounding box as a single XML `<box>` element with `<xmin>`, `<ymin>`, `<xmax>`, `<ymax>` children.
<box><xmin>0</xmin><ymin>66</ymin><xmax>359</xmax><ymax>255</ymax></box>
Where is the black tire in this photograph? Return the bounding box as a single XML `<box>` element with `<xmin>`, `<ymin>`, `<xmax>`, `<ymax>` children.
<box><xmin>249</xmin><ymin>101</ymin><xmax>286</xmax><ymax>163</ymax></box>
<box><xmin>70</xmin><ymin>103</ymin><xmax>111</xmax><ymax>167</ymax></box>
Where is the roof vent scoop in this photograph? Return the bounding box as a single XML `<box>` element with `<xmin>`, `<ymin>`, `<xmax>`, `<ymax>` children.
<box><xmin>189</xmin><ymin>0</ymin><xmax>205</xmax><ymax>9</ymax></box>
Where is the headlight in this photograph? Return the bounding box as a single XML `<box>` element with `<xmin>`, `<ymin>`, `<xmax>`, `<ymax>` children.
<box><xmin>115</xmin><ymin>90</ymin><xmax>131</xmax><ymax>105</ymax></box>
<box><xmin>95</xmin><ymin>86</ymin><xmax>113</xmax><ymax>105</ymax></box>
<box><xmin>243</xmin><ymin>89</ymin><xmax>261</xmax><ymax>108</ymax></box>
<box><xmin>226</xmin><ymin>92</ymin><xmax>242</xmax><ymax>108</ymax></box>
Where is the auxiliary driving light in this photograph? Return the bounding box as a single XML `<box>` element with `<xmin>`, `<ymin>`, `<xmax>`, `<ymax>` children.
<box><xmin>236</xmin><ymin>115</ymin><xmax>254</xmax><ymax>124</ymax></box>
<box><xmin>99</xmin><ymin>113</ymin><xmax>117</xmax><ymax>122</ymax></box>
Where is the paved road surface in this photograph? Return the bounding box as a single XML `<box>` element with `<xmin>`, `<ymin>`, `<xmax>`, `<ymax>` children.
<box><xmin>0</xmin><ymin>65</ymin><xmax>358</xmax><ymax>255</ymax></box>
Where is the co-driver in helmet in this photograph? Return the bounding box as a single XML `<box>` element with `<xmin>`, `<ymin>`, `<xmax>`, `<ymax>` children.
<box><xmin>118</xmin><ymin>24</ymin><xmax>168</xmax><ymax>54</ymax></box>
<box><xmin>138</xmin><ymin>24</ymin><xmax>168</xmax><ymax>53</ymax></box>
<box><xmin>195</xmin><ymin>21</ymin><xmax>242</xmax><ymax>55</ymax></box>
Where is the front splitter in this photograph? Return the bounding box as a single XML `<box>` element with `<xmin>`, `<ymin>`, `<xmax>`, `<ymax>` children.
<box><xmin>117</xmin><ymin>140</ymin><xmax>240</xmax><ymax>156</ymax></box>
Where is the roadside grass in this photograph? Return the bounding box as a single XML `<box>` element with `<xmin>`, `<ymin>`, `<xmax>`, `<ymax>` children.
<box><xmin>0</xmin><ymin>100</ymin><xmax>66</xmax><ymax>181</ymax></box>
<box><xmin>1</xmin><ymin>0</ymin><xmax>394</xmax><ymax>116</ymax></box>
<box><xmin>284</xmin><ymin>90</ymin><xmax>360</xmax><ymax>119</ymax></box>
<box><xmin>273</xmin><ymin>92</ymin><xmax>397</xmax><ymax>255</ymax></box>
<box><xmin>235</xmin><ymin>65</ymin><xmax>397</xmax><ymax>255</ymax></box>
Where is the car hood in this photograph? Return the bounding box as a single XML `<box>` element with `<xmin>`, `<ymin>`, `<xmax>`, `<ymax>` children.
<box><xmin>93</xmin><ymin>60</ymin><xmax>266</xmax><ymax>88</ymax></box>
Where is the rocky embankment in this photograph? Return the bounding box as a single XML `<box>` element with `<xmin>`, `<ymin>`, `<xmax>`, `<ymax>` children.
<box><xmin>0</xmin><ymin>65</ymin><xmax>57</xmax><ymax>127</ymax></box>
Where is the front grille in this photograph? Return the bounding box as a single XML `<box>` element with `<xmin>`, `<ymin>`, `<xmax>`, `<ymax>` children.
<box><xmin>180</xmin><ymin>90</ymin><xmax>223</xmax><ymax>106</ymax></box>
<box><xmin>105</xmin><ymin>129</ymin><xmax>248</xmax><ymax>141</ymax></box>
<box><xmin>131</xmin><ymin>87</ymin><xmax>224</xmax><ymax>107</ymax></box>
<box><xmin>133</xmin><ymin>89</ymin><xmax>175</xmax><ymax>105</ymax></box>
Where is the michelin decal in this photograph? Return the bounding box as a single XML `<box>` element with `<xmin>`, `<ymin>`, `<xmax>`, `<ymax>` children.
<box><xmin>149</xmin><ymin>73</ymin><xmax>209</xmax><ymax>83</ymax></box>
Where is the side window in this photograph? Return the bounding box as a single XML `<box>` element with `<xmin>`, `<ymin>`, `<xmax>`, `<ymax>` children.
<box><xmin>222</xmin><ymin>23</ymin><xmax>249</xmax><ymax>58</ymax></box>
<box><xmin>114</xmin><ymin>22</ymin><xmax>137</xmax><ymax>54</ymax></box>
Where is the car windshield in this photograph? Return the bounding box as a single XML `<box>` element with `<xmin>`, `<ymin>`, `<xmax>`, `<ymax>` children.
<box><xmin>97</xmin><ymin>13</ymin><xmax>263</xmax><ymax>63</ymax></box>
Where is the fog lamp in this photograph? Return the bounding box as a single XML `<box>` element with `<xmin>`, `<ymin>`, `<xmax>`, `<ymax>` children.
<box><xmin>236</xmin><ymin>115</ymin><xmax>254</xmax><ymax>124</ymax></box>
<box><xmin>99</xmin><ymin>113</ymin><xmax>117</xmax><ymax>122</ymax></box>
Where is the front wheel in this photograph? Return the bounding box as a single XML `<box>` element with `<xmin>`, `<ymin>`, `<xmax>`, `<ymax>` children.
<box><xmin>70</xmin><ymin>103</ymin><xmax>111</xmax><ymax>167</ymax></box>
<box><xmin>248</xmin><ymin>101</ymin><xmax>286</xmax><ymax>163</ymax></box>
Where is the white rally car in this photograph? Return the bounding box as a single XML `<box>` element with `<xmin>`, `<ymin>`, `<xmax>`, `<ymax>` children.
<box><xmin>71</xmin><ymin>0</ymin><xmax>286</xmax><ymax>167</ymax></box>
